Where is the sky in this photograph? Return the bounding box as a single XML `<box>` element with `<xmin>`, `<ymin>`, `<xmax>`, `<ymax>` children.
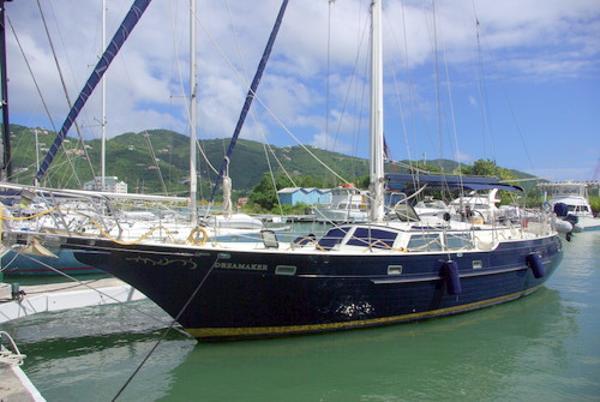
<box><xmin>5</xmin><ymin>0</ymin><xmax>600</xmax><ymax>181</ymax></box>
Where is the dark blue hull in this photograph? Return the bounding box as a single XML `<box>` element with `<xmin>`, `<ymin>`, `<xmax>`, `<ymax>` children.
<box><xmin>67</xmin><ymin>234</ymin><xmax>562</xmax><ymax>340</ymax></box>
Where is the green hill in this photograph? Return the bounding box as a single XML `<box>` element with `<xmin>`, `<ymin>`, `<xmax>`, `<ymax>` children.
<box><xmin>6</xmin><ymin>124</ymin><xmax>537</xmax><ymax>197</ymax></box>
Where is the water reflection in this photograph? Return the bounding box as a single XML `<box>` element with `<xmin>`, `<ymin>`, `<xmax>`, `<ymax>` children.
<box><xmin>158</xmin><ymin>287</ymin><xmax>573</xmax><ymax>402</ymax></box>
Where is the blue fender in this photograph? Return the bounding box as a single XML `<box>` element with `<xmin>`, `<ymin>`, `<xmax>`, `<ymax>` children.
<box><xmin>527</xmin><ymin>253</ymin><xmax>545</xmax><ymax>279</ymax></box>
<box><xmin>443</xmin><ymin>260</ymin><xmax>462</xmax><ymax>295</ymax></box>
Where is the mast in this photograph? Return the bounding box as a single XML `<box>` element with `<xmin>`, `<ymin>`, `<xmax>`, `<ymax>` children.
<box><xmin>369</xmin><ymin>0</ymin><xmax>385</xmax><ymax>222</ymax></box>
<box><xmin>34</xmin><ymin>128</ymin><xmax>40</xmax><ymax>173</ymax></box>
<box><xmin>0</xmin><ymin>0</ymin><xmax>12</xmax><ymax>181</ymax></box>
<box><xmin>101</xmin><ymin>0</ymin><xmax>107</xmax><ymax>190</ymax></box>
<box><xmin>35</xmin><ymin>0</ymin><xmax>153</xmax><ymax>184</ymax></box>
<box><xmin>189</xmin><ymin>0</ymin><xmax>198</xmax><ymax>226</ymax></box>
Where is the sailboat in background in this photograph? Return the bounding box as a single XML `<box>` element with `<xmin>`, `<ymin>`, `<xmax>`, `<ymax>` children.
<box><xmin>4</xmin><ymin>0</ymin><xmax>564</xmax><ymax>339</ymax></box>
<box><xmin>0</xmin><ymin>0</ymin><xmax>271</xmax><ymax>275</ymax></box>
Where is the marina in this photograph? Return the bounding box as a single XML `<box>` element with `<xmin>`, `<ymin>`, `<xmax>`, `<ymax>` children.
<box><xmin>0</xmin><ymin>0</ymin><xmax>599</xmax><ymax>400</ymax></box>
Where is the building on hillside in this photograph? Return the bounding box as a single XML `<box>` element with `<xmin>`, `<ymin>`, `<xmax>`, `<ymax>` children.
<box><xmin>277</xmin><ymin>187</ymin><xmax>332</xmax><ymax>206</ymax></box>
<box><xmin>83</xmin><ymin>176</ymin><xmax>128</xmax><ymax>193</ymax></box>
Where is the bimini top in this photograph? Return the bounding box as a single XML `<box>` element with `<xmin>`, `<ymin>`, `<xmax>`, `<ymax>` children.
<box><xmin>386</xmin><ymin>173</ymin><xmax>523</xmax><ymax>192</ymax></box>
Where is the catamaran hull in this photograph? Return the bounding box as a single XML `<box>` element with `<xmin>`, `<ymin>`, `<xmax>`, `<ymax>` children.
<box><xmin>64</xmin><ymin>234</ymin><xmax>564</xmax><ymax>340</ymax></box>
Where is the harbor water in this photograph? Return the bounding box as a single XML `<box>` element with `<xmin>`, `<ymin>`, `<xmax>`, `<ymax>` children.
<box><xmin>1</xmin><ymin>231</ymin><xmax>599</xmax><ymax>401</ymax></box>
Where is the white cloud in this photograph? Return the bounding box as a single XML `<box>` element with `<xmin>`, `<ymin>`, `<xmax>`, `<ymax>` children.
<box><xmin>5</xmin><ymin>0</ymin><xmax>600</xmax><ymax>147</ymax></box>
<box><xmin>311</xmin><ymin>130</ymin><xmax>352</xmax><ymax>154</ymax></box>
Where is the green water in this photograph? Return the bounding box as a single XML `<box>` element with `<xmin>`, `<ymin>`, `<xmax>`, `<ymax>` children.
<box><xmin>2</xmin><ymin>232</ymin><xmax>599</xmax><ymax>401</ymax></box>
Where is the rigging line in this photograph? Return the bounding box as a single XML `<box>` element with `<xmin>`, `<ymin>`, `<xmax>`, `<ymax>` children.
<box><xmin>503</xmin><ymin>91</ymin><xmax>537</xmax><ymax>202</ymax></box>
<box><xmin>112</xmin><ymin>254</ymin><xmax>223</xmax><ymax>401</ymax></box>
<box><xmin>263</xmin><ymin>143</ymin><xmax>285</xmax><ymax>216</ymax></box>
<box><xmin>223</xmin><ymin>0</ymin><xmax>295</xmax><ymax>205</ymax></box>
<box><xmin>431</xmin><ymin>0</ymin><xmax>449</xmax><ymax>200</ymax></box>
<box><xmin>331</xmin><ymin>15</ymin><xmax>370</xmax><ymax>158</ymax></box>
<box><xmin>399</xmin><ymin>0</ymin><xmax>422</xmax><ymax>191</ymax></box>
<box><xmin>503</xmin><ymin>92</ymin><xmax>535</xmax><ymax>171</ymax></box>
<box><xmin>47</xmin><ymin>0</ymin><xmax>101</xmax><ymax>146</ymax></box>
<box><xmin>102</xmin><ymin>23</ymin><xmax>172</xmax><ymax>195</ymax></box>
<box><xmin>192</xmin><ymin>10</ymin><xmax>353</xmax><ymax>187</ymax></box>
<box><xmin>325</xmin><ymin>0</ymin><xmax>334</xmax><ymax>150</ymax></box>
<box><xmin>17</xmin><ymin>253</ymin><xmax>189</xmax><ymax>338</ymax></box>
<box><xmin>35</xmin><ymin>0</ymin><xmax>97</xmax><ymax>182</ymax></box>
<box><xmin>254</xmin><ymin>96</ymin><xmax>351</xmax><ymax>185</ymax></box>
<box><xmin>351</xmin><ymin>46</ymin><xmax>369</xmax><ymax>180</ymax></box>
<box><xmin>6</xmin><ymin>17</ymin><xmax>82</xmax><ymax>188</ymax></box>
<box><xmin>207</xmin><ymin>0</ymin><xmax>289</xmax><ymax>207</ymax></box>
<box><xmin>167</xmin><ymin>2</ymin><xmax>218</xmax><ymax>177</ymax></box>
<box><xmin>440</xmin><ymin>37</ymin><xmax>466</xmax><ymax>199</ymax></box>
<box><xmin>471</xmin><ymin>0</ymin><xmax>495</xmax><ymax>161</ymax></box>
<box><xmin>143</xmin><ymin>131</ymin><xmax>169</xmax><ymax>195</ymax></box>
<box><xmin>384</xmin><ymin>10</ymin><xmax>418</xmax><ymax>192</ymax></box>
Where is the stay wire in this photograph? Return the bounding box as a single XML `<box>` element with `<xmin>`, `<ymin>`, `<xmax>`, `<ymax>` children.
<box><xmin>331</xmin><ymin>16</ymin><xmax>370</xmax><ymax>158</ymax></box>
<box><xmin>224</xmin><ymin>0</ymin><xmax>289</xmax><ymax>213</ymax></box>
<box><xmin>325</xmin><ymin>0</ymin><xmax>334</xmax><ymax>150</ymax></box>
<box><xmin>431</xmin><ymin>0</ymin><xmax>450</xmax><ymax>200</ymax></box>
<box><xmin>35</xmin><ymin>0</ymin><xmax>96</xmax><ymax>183</ymax></box>
<box><xmin>472</xmin><ymin>0</ymin><xmax>496</xmax><ymax>161</ymax></box>
<box><xmin>16</xmin><ymin>252</ymin><xmax>188</xmax><ymax>337</ymax></box>
<box><xmin>384</xmin><ymin>9</ymin><xmax>418</xmax><ymax>192</ymax></box>
<box><xmin>7</xmin><ymin>16</ymin><xmax>81</xmax><ymax>187</ymax></box>
<box><xmin>191</xmin><ymin>10</ymin><xmax>353</xmax><ymax>187</ymax></box>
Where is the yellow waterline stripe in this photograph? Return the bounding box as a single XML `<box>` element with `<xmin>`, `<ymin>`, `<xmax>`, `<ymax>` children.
<box><xmin>186</xmin><ymin>285</ymin><xmax>542</xmax><ymax>338</ymax></box>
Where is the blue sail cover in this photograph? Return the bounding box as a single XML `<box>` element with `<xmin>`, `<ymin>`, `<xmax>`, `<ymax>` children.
<box><xmin>35</xmin><ymin>0</ymin><xmax>152</xmax><ymax>183</ymax></box>
<box><xmin>209</xmin><ymin>0</ymin><xmax>289</xmax><ymax>202</ymax></box>
<box><xmin>386</xmin><ymin>173</ymin><xmax>523</xmax><ymax>192</ymax></box>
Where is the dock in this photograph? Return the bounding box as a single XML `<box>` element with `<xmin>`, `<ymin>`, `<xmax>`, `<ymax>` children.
<box><xmin>0</xmin><ymin>278</ymin><xmax>147</xmax><ymax>401</ymax></box>
<box><xmin>0</xmin><ymin>363</ymin><xmax>45</xmax><ymax>402</ymax></box>
<box><xmin>257</xmin><ymin>214</ymin><xmax>317</xmax><ymax>223</ymax></box>
<box><xmin>0</xmin><ymin>278</ymin><xmax>146</xmax><ymax>324</ymax></box>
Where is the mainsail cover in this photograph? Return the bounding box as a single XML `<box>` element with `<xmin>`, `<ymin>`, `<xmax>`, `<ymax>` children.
<box><xmin>35</xmin><ymin>0</ymin><xmax>152</xmax><ymax>183</ymax></box>
<box><xmin>209</xmin><ymin>0</ymin><xmax>289</xmax><ymax>203</ymax></box>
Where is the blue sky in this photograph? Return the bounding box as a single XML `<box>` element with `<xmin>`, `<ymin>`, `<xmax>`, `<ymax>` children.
<box><xmin>6</xmin><ymin>0</ymin><xmax>600</xmax><ymax>180</ymax></box>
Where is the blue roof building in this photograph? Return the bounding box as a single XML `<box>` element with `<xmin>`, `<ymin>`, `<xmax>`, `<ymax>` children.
<box><xmin>277</xmin><ymin>187</ymin><xmax>332</xmax><ymax>206</ymax></box>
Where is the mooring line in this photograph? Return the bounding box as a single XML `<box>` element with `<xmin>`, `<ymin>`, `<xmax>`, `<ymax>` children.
<box><xmin>112</xmin><ymin>254</ymin><xmax>222</xmax><ymax>401</ymax></box>
<box><xmin>18</xmin><ymin>253</ymin><xmax>191</xmax><ymax>338</ymax></box>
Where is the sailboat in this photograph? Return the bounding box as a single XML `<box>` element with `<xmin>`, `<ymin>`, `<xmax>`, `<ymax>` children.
<box><xmin>7</xmin><ymin>0</ymin><xmax>563</xmax><ymax>339</ymax></box>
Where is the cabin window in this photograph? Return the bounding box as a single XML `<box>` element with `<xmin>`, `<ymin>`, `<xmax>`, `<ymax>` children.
<box><xmin>318</xmin><ymin>227</ymin><xmax>350</xmax><ymax>250</ymax></box>
<box><xmin>445</xmin><ymin>233</ymin><xmax>474</xmax><ymax>250</ymax></box>
<box><xmin>582</xmin><ymin>206</ymin><xmax>589</xmax><ymax>212</ymax></box>
<box><xmin>407</xmin><ymin>234</ymin><xmax>442</xmax><ymax>252</ymax></box>
<box><xmin>346</xmin><ymin>227</ymin><xmax>397</xmax><ymax>249</ymax></box>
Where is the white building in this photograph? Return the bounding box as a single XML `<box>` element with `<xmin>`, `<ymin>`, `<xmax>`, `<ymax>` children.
<box><xmin>83</xmin><ymin>176</ymin><xmax>128</xmax><ymax>193</ymax></box>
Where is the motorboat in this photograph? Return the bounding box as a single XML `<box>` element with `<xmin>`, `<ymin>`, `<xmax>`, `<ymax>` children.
<box><xmin>539</xmin><ymin>182</ymin><xmax>600</xmax><ymax>232</ymax></box>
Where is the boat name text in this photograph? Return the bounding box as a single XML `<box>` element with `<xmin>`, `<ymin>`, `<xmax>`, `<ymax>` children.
<box><xmin>215</xmin><ymin>262</ymin><xmax>268</xmax><ymax>271</ymax></box>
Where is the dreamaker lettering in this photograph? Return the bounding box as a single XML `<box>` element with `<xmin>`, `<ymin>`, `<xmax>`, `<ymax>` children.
<box><xmin>215</xmin><ymin>262</ymin><xmax>268</xmax><ymax>271</ymax></box>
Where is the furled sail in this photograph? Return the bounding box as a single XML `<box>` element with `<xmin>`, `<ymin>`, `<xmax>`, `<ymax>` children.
<box><xmin>35</xmin><ymin>0</ymin><xmax>152</xmax><ymax>183</ymax></box>
<box><xmin>209</xmin><ymin>0</ymin><xmax>289</xmax><ymax>203</ymax></box>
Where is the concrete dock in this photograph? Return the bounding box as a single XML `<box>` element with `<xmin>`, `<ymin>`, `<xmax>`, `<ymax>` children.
<box><xmin>0</xmin><ymin>278</ymin><xmax>146</xmax><ymax>324</ymax></box>
<box><xmin>0</xmin><ymin>278</ymin><xmax>148</xmax><ymax>401</ymax></box>
<box><xmin>0</xmin><ymin>363</ymin><xmax>45</xmax><ymax>402</ymax></box>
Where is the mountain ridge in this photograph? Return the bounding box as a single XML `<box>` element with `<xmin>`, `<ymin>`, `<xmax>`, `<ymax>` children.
<box><xmin>7</xmin><ymin>124</ymin><xmax>537</xmax><ymax>196</ymax></box>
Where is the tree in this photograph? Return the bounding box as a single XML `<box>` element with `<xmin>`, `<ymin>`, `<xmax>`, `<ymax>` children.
<box><xmin>248</xmin><ymin>173</ymin><xmax>292</xmax><ymax>211</ymax></box>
